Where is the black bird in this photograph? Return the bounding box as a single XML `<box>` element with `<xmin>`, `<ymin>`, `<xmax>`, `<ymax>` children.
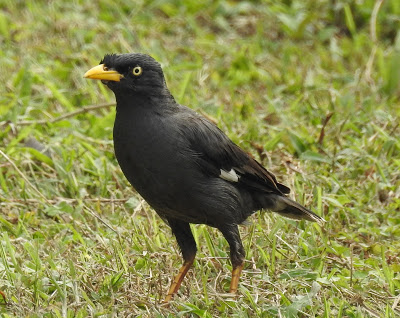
<box><xmin>84</xmin><ymin>53</ymin><xmax>325</xmax><ymax>302</ymax></box>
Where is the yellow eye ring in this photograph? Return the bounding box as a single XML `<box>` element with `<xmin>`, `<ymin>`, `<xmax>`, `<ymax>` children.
<box><xmin>132</xmin><ymin>66</ymin><xmax>143</xmax><ymax>76</ymax></box>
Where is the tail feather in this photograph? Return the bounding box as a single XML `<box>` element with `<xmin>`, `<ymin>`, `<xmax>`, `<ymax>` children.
<box><xmin>262</xmin><ymin>194</ymin><xmax>325</xmax><ymax>226</ymax></box>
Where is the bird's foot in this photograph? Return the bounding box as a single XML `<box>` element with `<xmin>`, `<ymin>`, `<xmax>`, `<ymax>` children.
<box><xmin>163</xmin><ymin>259</ymin><xmax>194</xmax><ymax>303</ymax></box>
<box><xmin>229</xmin><ymin>262</ymin><xmax>244</xmax><ymax>294</ymax></box>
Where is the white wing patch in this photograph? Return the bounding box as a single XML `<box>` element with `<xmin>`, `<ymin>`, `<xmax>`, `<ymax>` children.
<box><xmin>219</xmin><ymin>168</ymin><xmax>239</xmax><ymax>182</ymax></box>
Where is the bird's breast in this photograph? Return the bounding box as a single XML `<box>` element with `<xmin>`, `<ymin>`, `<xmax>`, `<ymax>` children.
<box><xmin>113</xmin><ymin>110</ymin><xmax>191</xmax><ymax>198</ymax></box>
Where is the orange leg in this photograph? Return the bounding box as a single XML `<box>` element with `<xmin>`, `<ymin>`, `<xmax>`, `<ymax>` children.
<box><xmin>218</xmin><ymin>224</ymin><xmax>245</xmax><ymax>295</ymax></box>
<box><xmin>0</xmin><ymin>290</ymin><xmax>6</xmax><ymax>304</ymax></box>
<box><xmin>229</xmin><ymin>262</ymin><xmax>244</xmax><ymax>294</ymax></box>
<box><xmin>163</xmin><ymin>258</ymin><xmax>194</xmax><ymax>303</ymax></box>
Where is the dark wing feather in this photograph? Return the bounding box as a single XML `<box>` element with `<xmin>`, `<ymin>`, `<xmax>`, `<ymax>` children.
<box><xmin>176</xmin><ymin>108</ymin><xmax>290</xmax><ymax>195</ymax></box>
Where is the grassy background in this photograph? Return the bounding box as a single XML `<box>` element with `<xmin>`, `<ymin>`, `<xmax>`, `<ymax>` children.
<box><xmin>1</xmin><ymin>0</ymin><xmax>400</xmax><ymax>317</ymax></box>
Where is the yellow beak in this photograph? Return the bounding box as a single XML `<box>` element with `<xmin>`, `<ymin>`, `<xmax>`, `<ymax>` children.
<box><xmin>84</xmin><ymin>64</ymin><xmax>123</xmax><ymax>82</ymax></box>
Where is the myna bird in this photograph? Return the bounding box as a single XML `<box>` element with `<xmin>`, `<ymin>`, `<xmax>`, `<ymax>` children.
<box><xmin>84</xmin><ymin>53</ymin><xmax>325</xmax><ymax>302</ymax></box>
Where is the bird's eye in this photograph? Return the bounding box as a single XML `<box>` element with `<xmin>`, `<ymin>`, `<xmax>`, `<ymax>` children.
<box><xmin>132</xmin><ymin>66</ymin><xmax>143</xmax><ymax>76</ymax></box>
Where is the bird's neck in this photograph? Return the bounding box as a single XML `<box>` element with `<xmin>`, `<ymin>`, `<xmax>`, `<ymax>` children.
<box><xmin>113</xmin><ymin>91</ymin><xmax>178</xmax><ymax>150</ymax></box>
<box><xmin>114</xmin><ymin>90</ymin><xmax>177</xmax><ymax>116</ymax></box>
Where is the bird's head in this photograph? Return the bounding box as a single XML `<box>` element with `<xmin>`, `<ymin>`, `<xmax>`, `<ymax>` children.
<box><xmin>84</xmin><ymin>53</ymin><xmax>167</xmax><ymax>96</ymax></box>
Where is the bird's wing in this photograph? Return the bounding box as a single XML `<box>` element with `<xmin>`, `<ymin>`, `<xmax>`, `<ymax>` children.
<box><xmin>177</xmin><ymin>110</ymin><xmax>290</xmax><ymax>195</ymax></box>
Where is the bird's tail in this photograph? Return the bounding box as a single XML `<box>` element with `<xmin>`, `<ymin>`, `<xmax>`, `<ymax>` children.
<box><xmin>262</xmin><ymin>194</ymin><xmax>325</xmax><ymax>226</ymax></box>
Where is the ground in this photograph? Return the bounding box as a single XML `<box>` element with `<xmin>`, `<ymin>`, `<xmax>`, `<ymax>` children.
<box><xmin>0</xmin><ymin>0</ymin><xmax>399</xmax><ymax>317</ymax></box>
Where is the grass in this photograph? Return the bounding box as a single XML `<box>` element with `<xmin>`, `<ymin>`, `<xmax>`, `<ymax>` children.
<box><xmin>0</xmin><ymin>0</ymin><xmax>400</xmax><ymax>317</ymax></box>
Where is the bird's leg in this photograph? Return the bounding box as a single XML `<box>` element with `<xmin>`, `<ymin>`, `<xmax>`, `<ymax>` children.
<box><xmin>230</xmin><ymin>261</ymin><xmax>244</xmax><ymax>294</ymax></box>
<box><xmin>164</xmin><ymin>219</ymin><xmax>197</xmax><ymax>303</ymax></box>
<box><xmin>164</xmin><ymin>256</ymin><xmax>195</xmax><ymax>303</ymax></box>
<box><xmin>218</xmin><ymin>224</ymin><xmax>245</xmax><ymax>294</ymax></box>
